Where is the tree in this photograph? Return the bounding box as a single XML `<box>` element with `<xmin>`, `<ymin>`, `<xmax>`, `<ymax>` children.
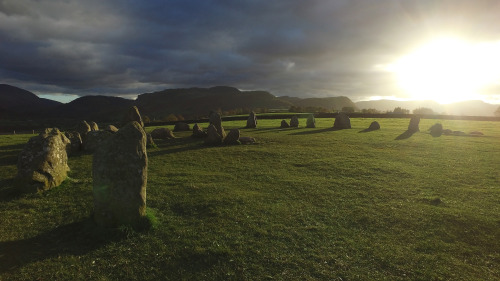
<box><xmin>163</xmin><ymin>114</ymin><xmax>178</xmax><ymax>122</ymax></box>
<box><xmin>393</xmin><ymin>107</ymin><xmax>410</xmax><ymax>114</ymax></box>
<box><xmin>341</xmin><ymin>106</ymin><xmax>355</xmax><ymax>113</ymax></box>
<box><xmin>361</xmin><ymin>108</ymin><xmax>381</xmax><ymax>114</ymax></box>
<box><xmin>495</xmin><ymin>106</ymin><xmax>500</xmax><ymax>117</ymax></box>
<box><xmin>413</xmin><ymin>107</ymin><xmax>435</xmax><ymax>115</ymax></box>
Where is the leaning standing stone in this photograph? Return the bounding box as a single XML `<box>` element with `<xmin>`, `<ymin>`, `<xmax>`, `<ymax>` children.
<box><xmin>290</xmin><ymin>116</ymin><xmax>299</xmax><ymax>127</ymax></box>
<box><xmin>334</xmin><ymin>112</ymin><xmax>351</xmax><ymax>129</ymax></box>
<box><xmin>64</xmin><ymin>131</ymin><xmax>83</xmax><ymax>154</ymax></box>
<box><xmin>76</xmin><ymin>120</ymin><xmax>91</xmax><ymax>139</ymax></box>
<box><xmin>408</xmin><ymin>116</ymin><xmax>420</xmax><ymax>133</ymax></box>
<box><xmin>209</xmin><ymin>111</ymin><xmax>226</xmax><ymax>138</ymax></box>
<box><xmin>123</xmin><ymin>106</ymin><xmax>144</xmax><ymax>127</ymax></box>
<box><xmin>306</xmin><ymin>114</ymin><xmax>316</xmax><ymax>128</ymax></box>
<box><xmin>17</xmin><ymin>128</ymin><xmax>70</xmax><ymax>193</ymax></box>
<box><xmin>204</xmin><ymin>124</ymin><xmax>223</xmax><ymax>145</ymax></box>
<box><xmin>246</xmin><ymin>111</ymin><xmax>257</xmax><ymax>128</ymax></box>
<box><xmin>89</xmin><ymin>121</ymin><xmax>99</xmax><ymax>131</ymax></box>
<box><xmin>93</xmin><ymin>121</ymin><xmax>148</xmax><ymax>228</ymax></box>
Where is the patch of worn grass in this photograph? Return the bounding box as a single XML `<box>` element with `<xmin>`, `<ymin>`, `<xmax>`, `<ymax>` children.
<box><xmin>1</xmin><ymin>118</ymin><xmax>499</xmax><ymax>280</ymax></box>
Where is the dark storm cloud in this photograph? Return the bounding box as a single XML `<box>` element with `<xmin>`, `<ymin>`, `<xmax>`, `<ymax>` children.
<box><xmin>0</xmin><ymin>0</ymin><xmax>499</xmax><ymax>100</ymax></box>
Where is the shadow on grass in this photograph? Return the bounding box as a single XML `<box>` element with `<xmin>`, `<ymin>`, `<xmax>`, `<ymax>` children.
<box><xmin>0</xmin><ymin>217</ymin><xmax>125</xmax><ymax>273</ymax></box>
<box><xmin>288</xmin><ymin>127</ymin><xmax>344</xmax><ymax>136</ymax></box>
<box><xmin>358</xmin><ymin>128</ymin><xmax>380</xmax><ymax>133</ymax></box>
<box><xmin>395</xmin><ymin>130</ymin><xmax>417</xmax><ymax>140</ymax></box>
<box><xmin>0</xmin><ymin>178</ymin><xmax>21</xmax><ymax>202</ymax></box>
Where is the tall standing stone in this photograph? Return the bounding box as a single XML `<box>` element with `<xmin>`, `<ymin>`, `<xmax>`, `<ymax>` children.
<box><xmin>93</xmin><ymin>121</ymin><xmax>148</xmax><ymax>228</ymax></box>
<box><xmin>408</xmin><ymin>116</ymin><xmax>420</xmax><ymax>133</ymax></box>
<box><xmin>76</xmin><ymin>120</ymin><xmax>91</xmax><ymax>139</ymax></box>
<box><xmin>334</xmin><ymin>112</ymin><xmax>351</xmax><ymax>129</ymax></box>
<box><xmin>209</xmin><ymin>111</ymin><xmax>226</xmax><ymax>138</ymax></box>
<box><xmin>17</xmin><ymin>128</ymin><xmax>70</xmax><ymax>193</ymax></box>
<box><xmin>246</xmin><ymin>111</ymin><xmax>257</xmax><ymax>128</ymax></box>
<box><xmin>89</xmin><ymin>121</ymin><xmax>99</xmax><ymax>131</ymax></box>
<box><xmin>224</xmin><ymin>129</ymin><xmax>240</xmax><ymax>145</ymax></box>
<box><xmin>306</xmin><ymin>114</ymin><xmax>316</xmax><ymax>128</ymax></box>
<box><xmin>290</xmin><ymin>116</ymin><xmax>299</xmax><ymax>127</ymax></box>
<box><xmin>123</xmin><ymin>106</ymin><xmax>144</xmax><ymax>128</ymax></box>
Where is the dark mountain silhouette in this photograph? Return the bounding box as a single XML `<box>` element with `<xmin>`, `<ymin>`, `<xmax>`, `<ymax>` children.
<box><xmin>279</xmin><ymin>96</ymin><xmax>356</xmax><ymax>111</ymax></box>
<box><xmin>0</xmin><ymin>84</ymin><xmax>61</xmax><ymax>118</ymax></box>
<box><xmin>135</xmin><ymin>86</ymin><xmax>292</xmax><ymax>118</ymax></box>
<box><xmin>50</xmin><ymin>95</ymin><xmax>135</xmax><ymax>121</ymax></box>
<box><xmin>355</xmin><ymin>99</ymin><xmax>498</xmax><ymax>116</ymax></box>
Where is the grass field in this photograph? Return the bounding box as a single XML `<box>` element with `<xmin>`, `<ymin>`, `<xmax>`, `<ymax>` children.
<box><xmin>1</xmin><ymin>118</ymin><xmax>499</xmax><ymax>280</ymax></box>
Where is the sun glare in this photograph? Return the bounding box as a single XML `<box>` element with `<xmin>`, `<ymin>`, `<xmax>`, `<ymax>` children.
<box><xmin>387</xmin><ymin>38</ymin><xmax>500</xmax><ymax>104</ymax></box>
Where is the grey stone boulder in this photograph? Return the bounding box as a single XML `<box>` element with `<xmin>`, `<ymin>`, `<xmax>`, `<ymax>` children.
<box><xmin>306</xmin><ymin>114</ymin><xmax>315</xmax><ymax>128</ymax></box>
<box><xmin>429</xmin><ymin>123</ymin><xmax>443</xmax><ymax>137</ymax></box>
<box><xmin>280</xmin><ymin>120</ymin><xmax>290</xmax><ymax>128</ymax></box>
<box><xmin>290</xmin><ymin>116</ymin><xmax>299</xmax><ymax>127</ymax></box>
<box><xmin>334</xmin><ymin>113</ymin><xmax>351</xmax><ymax>129</ymax></box>
<box><xmin>84</xmin><ymin>130</ymin><xmax>113</xmax><ymax>153</ymax></box>
<box><xmin>224</xmin><ymin>129</ymin><xmax>240</xmax><ymax>145</ymax></box>
<box><xmin>174</xmin><ymin>122</ymin><xmax>190</xmax><ymax>132</ymax></box>
<box><xmin>368</xmin><ymin>121</ymin><xmax>380</xmax><ymax>130</ymax></box>
<box><xmin>191</xmin><ymin>123</ymin><xmax>207</xmax><ymax>138</ymax></box>
<box><xmin>93</xmin><ymin>121</ymin><xmax>148</xmax><ymax>228</ymax></box>
<box><xmin>150</xmin><ymin>128</ymin><xmax>175</xmax><ymax>139</ymax></box>
<box><xmin>246</xmin><ymin>111</ymin><xmax>257</xmax><ymax>128</ymax></box>
<box><xmin>16</xmin><ymin>128</ymin><xmax>71</xmax><ymax>193</ymax></box>
<box><xmin>239</xmin><ymin>136</ymin><xmax>256</xmax><ymax>144</ymax></box>
<box><xmin>204</xmin><ymin>124</ymin><xmax>224</xmax><ymax>145</ymax></box>
<box><xmin>105</xmin><ymin>124</ymin><xmax>119</xmax><ymax>133</ymax></box>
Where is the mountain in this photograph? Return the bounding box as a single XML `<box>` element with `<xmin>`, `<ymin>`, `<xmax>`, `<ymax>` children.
<box><xmin>279</xmin><ymin>96</ymin><xmax>356</xmax><ymax>111</ymax></box>
<box><xmin>136</xmin><ymin>86</ymin><xmax>292</xmax><ymax>118</ymax></box>
<box><xmin>355</xmin><ymin>100</ymin><xmax>499</xmax><ymax>116</ymax></box>
<box><xmin>0</xmin><ymin>84</ymin><xmax>61</xmax><ymax>118</ymax></box>
<box><xmin>51</xmin><ymin>95</ymin><xmax>135</xmax><ymax>121</ymax></box>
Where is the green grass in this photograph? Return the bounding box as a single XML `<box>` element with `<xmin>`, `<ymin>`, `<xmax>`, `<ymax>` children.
<box><xmin>1</xmin><ymin>118</ymin><xmax>499</xmax><ymax>280</ymax></box>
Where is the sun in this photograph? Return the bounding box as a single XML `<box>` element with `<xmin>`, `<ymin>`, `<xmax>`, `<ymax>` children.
<box><xmin>386</xmin><ymin>38</ymin><xmax>500</xmax><ymax>104</ymax></box>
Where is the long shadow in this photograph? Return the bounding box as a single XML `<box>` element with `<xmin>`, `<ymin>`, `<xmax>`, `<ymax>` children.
<box><xmin>359</xmin><ymin>128</ymin><xmax>380</xmax><ymax>133</ymax></box>
<box><xmin>147</xmin><ymin>137</ymin><xmax>209</xmax><ymax>157</ymax></box>
<box><xmin>0</xmin><ymin>217</ymin><xmax>124</xmax><ymax>273</ymax></box>
<box><xmin>0</xmin><ymin>143</ymin><xmax>26</xmax><ymax>152</ymax></box>
<box><xmin>0</xmin><ymin>178</ymin><xmax>21</xmax><ymax>202</ymax></box>
<box><xmin>288</xmin><ymin>127</ymin><xmax>343</xmax><ymax>136</ymax></box>
<box><xmin>395</xmin><ymin>130</ymin><xmax>417</xmax><ymax>140</ymax></box>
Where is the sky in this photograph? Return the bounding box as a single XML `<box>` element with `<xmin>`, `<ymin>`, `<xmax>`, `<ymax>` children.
<box><xmin>1</xmin><ymin>0</ymin><xmax>500</xmax><ymax>103</ymax></box>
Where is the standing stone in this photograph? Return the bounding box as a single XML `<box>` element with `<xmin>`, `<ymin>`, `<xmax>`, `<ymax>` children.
<box><xmin>290</xmin><ymin>116</ymin><xmax>299</xmax><ymax>127</ymax></box>
<box><xmin>150</xmin><ymin>128</ymin><xmax>175</xmax><ymax>139</ymax></box>
<box><xmin>89</xmin><ymin>121</ymin><xmax>99</xmax><ymax>131</ymax></box>
<box><xmin>17</xmin><ymin>128</ymin><xmax>70</xmax><ymax>193</ymax></box>
<box><xmin>408</xmin><ymin>116</ymin><xmax>420</xmax><ymax>133</ymax></box>
<box><xmin>76</xmin><ymin>120</ymin><xmax>91</xmax><ymax>139</ymax></box>
<box><xmin>333</xmin><ymin>112</ymin><xmax>351</xmax><ymax>129</ymax></box>
<box><xmin>204</xmin><ymin>124</ymin><xmax>223</xmax><ymax>145</ymax></box>
<box><xmin>192</xmin><ymin>123</ymin><xmax>207</xmax><ymax>138</ymax></box>
<box><xmin>64</xmin><ymin>131</ymin><xmax>83</xmax><ymax>154</ymax></box>
<box><xmin>280</xmin><ymin>120</ymin><xmax>290</xmax><ymax>128</ymax></box>
<box><xmin>306</xmin><ymin>114</ymin><xmax>316</xmax><ymax>128</ymax></box>
<box><xmin>146</xmin><ymin>133</ymin><xmax>156</xmax><ymax>148</ymax></box>
<box><xmin>174</xmin><ymin>122</ymin><xmax>190</xmax><ymax>132</ymax></box>
<box><xmin>224</xmin><ymin>129</ymin><xmax>240</xmax><ymax>145</ymax></box>
<box><xmin>209</xmin><ymin>111</ymin><xmax>226</xmax><ymax>138</ymax></box>
<box><xmin>105</xmin><ymin>124</ymin><xmax>119</xmax><ymax>133</ymax></box>
<box><xmin>429</xmin><ymin>123</ymin><xmax>443</xmax><ymax>137</ymax></box>
<box><xmin>123</xmin><ymin>106</ymin><xmax>144</xmax><ymax>128</ymax></box>
<box><xmin>93</xmin><ymin>122</ymin><xmax>147</xmax><ymax>228</ymax></box>
<box><xmin>368</xmin><ymin>121</ymin><xmax>380</xmax><ymax>131</ymax></box>
<box><xmin>246</xmin><ymin>111</ymin><xmax>257</xmax><ymax>128</ymax></box>
<box><xmin>84</xmin><ymin>130</ymin><xmax>113</xmax><ymax>153</ymax></box>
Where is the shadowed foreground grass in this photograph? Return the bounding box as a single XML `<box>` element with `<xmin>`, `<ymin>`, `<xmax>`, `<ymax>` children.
<box><xmin>0</xmin><ymin>118</ymin><xmax>499</xmax><ymax>280</ymax></box>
